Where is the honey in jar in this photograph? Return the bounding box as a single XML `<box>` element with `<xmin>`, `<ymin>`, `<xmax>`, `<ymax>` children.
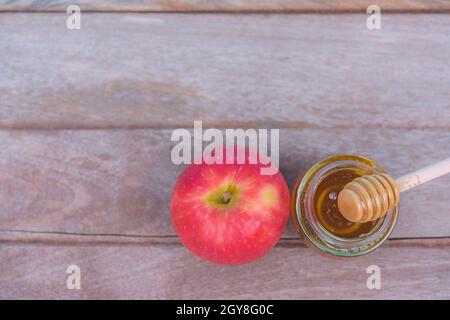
<box><xmin>291</xmin><ymin>155</ymin><xmax>398</xmax><ymax>257</ymax></box>
<box><xmin>313</xmin><ymin>168</ymin><xmax>379</xmax><ymax>238</ymax></box>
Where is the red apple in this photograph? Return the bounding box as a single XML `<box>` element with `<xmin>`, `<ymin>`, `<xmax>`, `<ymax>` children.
<box><xmin>171</xmin><ymin>148</ymin><xmax>290</xmax><ymax>265</ymax></box>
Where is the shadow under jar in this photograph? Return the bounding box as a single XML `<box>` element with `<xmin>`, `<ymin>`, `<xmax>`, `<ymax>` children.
<box><xmin>291</xmin><ymin>155</ymin><xmax>398</xmax><ymax>257</ymax></box>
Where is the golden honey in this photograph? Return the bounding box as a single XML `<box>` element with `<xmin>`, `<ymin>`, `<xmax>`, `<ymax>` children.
<box><xmin>313</xmin><ymin>168</ymin><xmax>379</xmax><ymax>238</ymax></box>
<box><xmin>291</xmin><ymin>155</ymin><xmax>398</xmax><ymax>257</ymax></box>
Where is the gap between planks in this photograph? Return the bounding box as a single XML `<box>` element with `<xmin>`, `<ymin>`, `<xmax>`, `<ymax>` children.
<box><xmin>2</xmin><ymin>10</ymin><xmax>450</xmax><ymax>14</ymax></box>
<box><xmin>2</xmin><ymin>124</ymin><xmax>450</xmax><ymax>131</ymax></box>
<box><xmin>1</xmin><ymin>0</ymin><xmax>450</xmax><ymax>14</ymax></box>
<box><xmin>1</xmin><ymin>229</ymin><xmax>450</xmax><ymax>247</ymax></box>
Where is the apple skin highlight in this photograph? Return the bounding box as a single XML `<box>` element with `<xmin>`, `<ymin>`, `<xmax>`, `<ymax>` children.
<box><xmin>171</xmin><ymin>148</ymin><xmax>290</xmax><ymax>265</ymax></box>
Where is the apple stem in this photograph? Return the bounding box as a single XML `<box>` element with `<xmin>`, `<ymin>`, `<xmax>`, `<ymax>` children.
<box><xmin>222</xmin><ymin>191</ymin><xmax>232</xmax><ymax>204</ymax></box>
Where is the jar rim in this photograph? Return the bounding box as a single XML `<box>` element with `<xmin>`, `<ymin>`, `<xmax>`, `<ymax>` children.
<box><xmin>293</xmin><ymin>154</ymin><xmax>398</xmax><ymax>257</ymax></box>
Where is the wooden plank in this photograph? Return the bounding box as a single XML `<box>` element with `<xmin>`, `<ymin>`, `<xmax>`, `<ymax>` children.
<box><xmin>0</xmin><ymin>240</ymin><xmax>449</xmax><ymax>299</ymax></box>
<box><xmin>1</xmin><ymin>13</ymin><xmax>450</xmax><ymax>129</ymax></box>
<box><xmin>0</xmin><ymin>128</ymin><xmax>449</xmax><ymax>239</ymax></box>
<box><xmin>1</xmin><ymin>0</ymin><xmax>450</xmax><ymax>13</ymax></box>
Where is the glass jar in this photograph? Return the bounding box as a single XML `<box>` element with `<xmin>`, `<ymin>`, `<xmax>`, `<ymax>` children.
<box><xmin>291</xmin><ymin>155</ymin><xmax>398</xmax><ymax>257</ymax></box>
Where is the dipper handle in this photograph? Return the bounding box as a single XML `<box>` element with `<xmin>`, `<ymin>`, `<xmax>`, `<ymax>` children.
<box><xmin>396</xmin><ymin>158</ymin><xmax>450</xmax><ymax>192</ymax></box>
<box><xmin>337</xmin><ymin>158</ymin><xmax>450</xmax><ymax>223</ymax></box>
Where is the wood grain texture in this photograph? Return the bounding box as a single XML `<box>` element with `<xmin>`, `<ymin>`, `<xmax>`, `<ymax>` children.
<box><xmin>1</xmin><ymin>241</ymin><xmax>449</xmax><ymax>299</ymax></box>
<box><xmin>1</xmin><ymin>12</ymin><xmax>450</xmax><ymax>299</ymax></box>
<box><xmin>1</xmin><ymin>0</ymin><xmax>450</xmax><ymax>12</ymax></box>
<box><xmin>1</xmin><ymin>13</ymin><xmax>450</xmax><ymax>129</ymax></box>
<box><xmin>0</xmin><ymin>128</ymin><xmax>449</xmax><ymax>239</ymax></box>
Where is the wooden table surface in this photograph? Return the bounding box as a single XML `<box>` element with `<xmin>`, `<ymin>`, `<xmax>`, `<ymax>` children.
<box><xmin>1</xmin><ymin>1</ymin><xmax>449</xmax><ymax>299</ymax></box>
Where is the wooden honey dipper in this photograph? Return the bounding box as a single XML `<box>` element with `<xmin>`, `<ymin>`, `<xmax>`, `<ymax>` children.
<box><xmin>337</xmin><ymin>158</ymin><xmax>450</xmax><ymax>223</ymax></box>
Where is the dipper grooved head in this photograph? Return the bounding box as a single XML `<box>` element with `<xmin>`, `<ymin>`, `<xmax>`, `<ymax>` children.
<box><xmin>337</xmin><ymin>173</ymin><xmax>399</xmax><ymax>223</ymax></box>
